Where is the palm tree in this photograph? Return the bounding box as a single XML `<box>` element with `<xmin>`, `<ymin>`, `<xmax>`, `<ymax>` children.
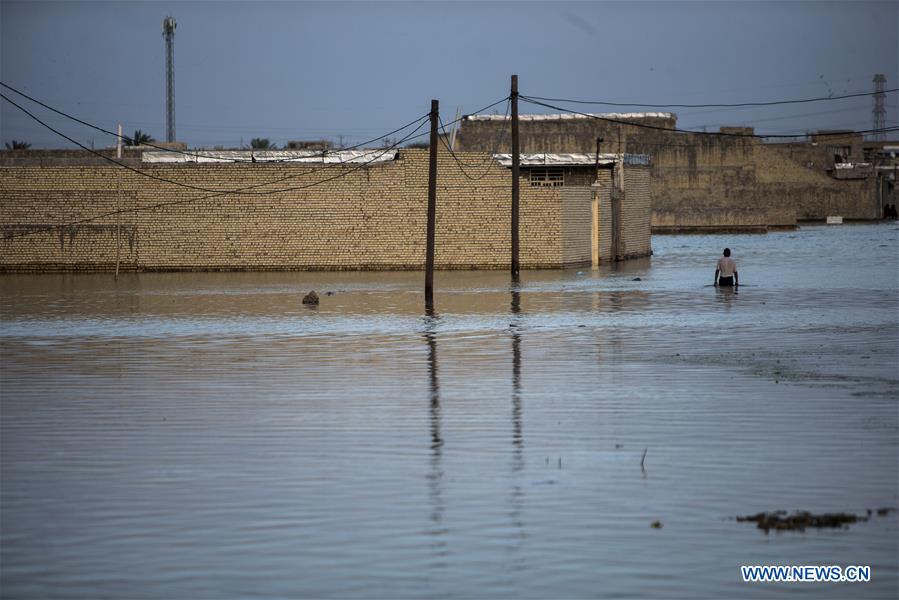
<box><xmin>250</xmin><ymin>138</ymin><xmax>275</xmax><ymax>150</ymax></box>
<box><xmin>4</xmin><ymin>140</ymin><xmax>31</xmax><ymax>150</ymax></box>
<box><xmin>124</xmin><ymin>129</ymin><xmax>154</xmax><ymax>146</ymax></box>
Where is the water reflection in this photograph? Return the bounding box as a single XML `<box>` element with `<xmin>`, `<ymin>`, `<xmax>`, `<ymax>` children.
<box><xmin>507</xmin><ymin>286</ymin><xmax>527</xmax><ymax>566</ymax></box>
<box><xmin>422</xmin><ymin>309</ymin><xmax>447</xmax><ymax>569</ymax></box>
<box><xmin>715</xmin><ymin>284</ymin><xmax>738</xmax><ymax>311</ymax></box>
<box><xmin>510</xmin><ymin>288</ymin><xmax>523</xmax><ymax>460</ymax></box>
<box><xmin>1</xmin><ymin>224</ymin><xmax>896</xmax><ymax>599</ymax></box>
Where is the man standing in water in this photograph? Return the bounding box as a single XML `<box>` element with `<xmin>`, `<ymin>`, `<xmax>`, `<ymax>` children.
<box><xmin>715</xmin><ymin>248</ymin><xmax>739</xmax><ymax>287</ymax></box>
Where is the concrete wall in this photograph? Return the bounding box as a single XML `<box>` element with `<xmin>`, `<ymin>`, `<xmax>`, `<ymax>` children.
<box><xmin>457</xmin><ymin>116</ymin><xmax>880</xmax><ymax>229</ymax></box>
<box><xmin>1</xmin><ymin>149</ymin><xmax>606</xmax><ymax>272</ymax></box>
<box><xmin>457</xmin><ymin>114</ymin><xmax>676</xmax><ymax>156</ymax></box>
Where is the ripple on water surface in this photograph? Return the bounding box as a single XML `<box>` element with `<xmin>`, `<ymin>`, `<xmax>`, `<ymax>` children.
<box><xmin>1</xmin><ymin>224</ymin><xmax>897</xmax><ymax>599</ymax></box>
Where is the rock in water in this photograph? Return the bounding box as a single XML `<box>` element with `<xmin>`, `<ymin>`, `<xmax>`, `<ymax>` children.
<box><xmin>302</xmin><ymin>291</ymin><xmax>319</xmax><ymax>305</ymax></box>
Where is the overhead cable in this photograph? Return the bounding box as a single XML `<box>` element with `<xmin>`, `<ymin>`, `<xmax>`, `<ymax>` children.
<box><xmin>0</xmin><ymin>80</ymin><xmax>426</xmax><ymax>163</ymax></box>
<box><xmin>1</xmin><ymin>91</ymin><xmax>429</xmax><ymax>195</ymax></box>
<box><xmin>2</xmin><ymin>119</ymin><xmax>431</xmax><ymax>242</ymax></box>
<box><xmin>437</xmin><ymin>101</ymin><xmax>512</xmax><ymax>180</ymax></box>
<box><xmin>518</xmin><ymin>97</ymin><xmax>899</xmax><ymax>139</ymax></box>
<box><xmin>521</xmin><ymin>88</ymin><xmax>899</xmax><ymax>109</ymax></box>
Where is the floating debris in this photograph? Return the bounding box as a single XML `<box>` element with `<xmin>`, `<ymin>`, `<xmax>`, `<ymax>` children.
<box><xmin>737</xmin><ymin>511</ymin><xmax>866</xmax><ymax>533</ymax></box>
<box><xmin>650</xmin><ymin>520</ymin><xmax>663</xmax><ymax>529</ymax></box>
<box><xmin>302</xmin><ymin>291</ymin><xmax>320</xmax><ymax>305</ymax></box>
<box><xmin>632</xmin><ymin>277</ymin><xmax>642</xmax><ymax>281</ymax></box>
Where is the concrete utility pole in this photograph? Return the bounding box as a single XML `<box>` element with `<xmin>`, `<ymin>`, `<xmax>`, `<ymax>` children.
<box><xmin>115</xmin><ymin>123</ymin><xmax>122</xmax><ymax>281</ymax></box>
<box><xmin>163</xmin><ymin>16</ymin><xmax>177</xmax><ymax>143</ymax></box>
<box><xmin>425</xmin><ymin>99</ymin><xmax>439</xmax><ymax>312</ymax></box>
<box><xmin>511</xmin><ymin>74</ymin><xmax>520</xmax><ymax>280</ymax></box>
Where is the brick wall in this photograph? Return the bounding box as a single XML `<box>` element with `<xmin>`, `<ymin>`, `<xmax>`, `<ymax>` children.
<box><xmin>560</xmin><ymin>186</ymin><xmax>592</xmax><ymax>264</ymax></box>
<box><xmin>457</xmin><ymin>117</ymin><xmax>880</xmax><ymax>229</ymax></box>
<box><xmin>0</xmin><ymin>149</ymin><xmax>610</xmax><ymax>272</ymax></box>
<box><xmin>621</xmin><ymin>167</ymin><xmax>652</xmax><ymax>258</ymax></box>
<box><xmin>595</xmin><ymin>170</ymin><xmax>613</xmax><ymax>260</ymax></box>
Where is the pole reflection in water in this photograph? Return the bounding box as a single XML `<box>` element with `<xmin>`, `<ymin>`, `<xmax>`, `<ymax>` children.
<box><xmin>510</xmin><ymin>288</ymin><xmax>523</xmax><ymax>461</ymax></box>
<box><xmin>508</xmin><ymin>286</ymin><xmax>527</xmax><ymax>564</ymax></box>
<box><xmin>423</xmin><ymin>307</ymin><xmax>447</xmax><ymax>568</ymax></box>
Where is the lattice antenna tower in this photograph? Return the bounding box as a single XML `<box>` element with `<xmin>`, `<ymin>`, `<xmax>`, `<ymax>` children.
<box><xmin>163</xmin><ymin>16</ymin><xmax>177</xmax><ymax>143</ymax></box>
<box><xmin>872</xmin><ymin>74</ymin><xmax>886</xmax><ymax>141</ymax></box>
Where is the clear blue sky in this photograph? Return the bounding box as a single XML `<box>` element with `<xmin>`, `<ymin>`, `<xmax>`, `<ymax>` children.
<box><xmin>2</xmin><ymin>0</ymin><xmax>897</xmax><ymax>149</ymax></box>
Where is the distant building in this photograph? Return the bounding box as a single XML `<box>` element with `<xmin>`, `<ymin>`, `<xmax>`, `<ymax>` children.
<box><xmin>458</xmin><ymin>112</ymin><xmax>893</xmax><ymax>229</ymax></box>
<box><xmin>286</xmin><ymin>140</ymin><xmax>334</xmax><ymax>151</ymax></box>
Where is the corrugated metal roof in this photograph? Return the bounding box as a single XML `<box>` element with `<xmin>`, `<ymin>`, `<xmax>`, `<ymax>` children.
<box><xmin>834</xmin><ymin>162</ymin><xmax>872</xmax><ymax>169</ymax></box>
<box><xmin>466</xmin><ymin>112</ymin><xmax>675</xmax><ymax>122</ymax></box>
<box><xmin>492</xmin><ymin>153</ymin><xmax>651</xmax><ymax>167</ymax></box>
<box><xmin>141</xmin><ymin>149</ymin><xmax>397</xmax><ymax>164</ymax></box>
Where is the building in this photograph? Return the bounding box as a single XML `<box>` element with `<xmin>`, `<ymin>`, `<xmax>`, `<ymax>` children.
<box><xmin>0</xmin><ymin>147</ymin><xmax>653</xmax><ymax>272</ymax></box>
<box><xmin>457</xmin><ymin>112</ymin><xmax>890</xmax><ymax>231</ymax></box>
<box><xmin>491</xmin><ymin>152</ymin><xmax>652</xmax><ymax>262</ymax></box>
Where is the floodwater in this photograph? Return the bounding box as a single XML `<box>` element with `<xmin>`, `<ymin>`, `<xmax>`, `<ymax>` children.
<box><xmin>1</xmin><ymin>223</ymin><xmax>897</xmax><ymax>599</ymax></box>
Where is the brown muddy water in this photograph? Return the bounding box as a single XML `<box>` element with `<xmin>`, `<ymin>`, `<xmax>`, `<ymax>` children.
<box><xmin>1</xmin><ymin>223</ymin><xmax>897</xmax><ymax>599</ymax></box>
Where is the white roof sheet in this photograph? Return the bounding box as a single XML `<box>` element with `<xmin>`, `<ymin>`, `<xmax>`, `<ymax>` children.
<box><xmin>492</xmin><ymin>153</ymin><xmax>651</xmax><ymax>167</ymax></box>
<box><xmin>141</xmin><ymin>149</ymin><xmax>397</xmax><ymax>164</ymax></box>
<box><xmin>466</xmin><ymin>112</ymin><xmax>675</xmax><ymax>122</ymax></box>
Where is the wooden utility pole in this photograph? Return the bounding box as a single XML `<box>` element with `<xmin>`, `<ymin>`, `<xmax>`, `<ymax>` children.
<box><xmin>425</xmin><ymin>99</ymin><xmax>438</xmax><ymax>311</ymax></box>
<box><xmin>511</xmin><ymin>74</ymin><xmax>520</xmax><ymax>279</ymax></box>
<box><xmin>115</xmin><ymin>123</ymin><xmax>122</xmax><ymax>281</ymax></box>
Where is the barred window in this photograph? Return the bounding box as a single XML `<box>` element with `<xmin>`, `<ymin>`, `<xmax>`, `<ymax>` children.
<box><xmin>529</xmin><ymin>167</ymin><xmax>564</xmax><ymax>187</ymax></box>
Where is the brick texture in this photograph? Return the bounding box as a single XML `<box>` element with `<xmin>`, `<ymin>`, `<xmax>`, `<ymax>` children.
<box><xmin>457</xmin><ymin>117</ymin><xmax>880</xmax><ymax>229</ymax></box>
<box><xmin>1</xmin><ymin>149</ymin><xmax>643</xmax><ymax>272</ymax></box>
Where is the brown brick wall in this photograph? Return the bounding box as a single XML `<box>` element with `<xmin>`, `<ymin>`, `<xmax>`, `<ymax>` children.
<box><xmin>621</xmin><ymin>167</ymin><xmax>652</xmax><ymax>258</ymax></box>
<box><xmin>595</xmin><ymin>169</ymin><xmax>613</xmax><ymax>260</ymax></box>
<box><xmin>0</xmin><ymin>149</ymin><xmax>620</xmax><ymax>272</ymax></box>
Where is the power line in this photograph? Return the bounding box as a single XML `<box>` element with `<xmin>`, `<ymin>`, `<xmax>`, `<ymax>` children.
<box><xmin>1</xmin><ymin>90</ymin><xmax>429</xmax><ymax>195</ymax></box>
<box><xmin>681</xmin><ymin>105</ymin><xmax>874</xmax><ymax>130</ymax></box>
<box><xmin>1</xmin><ymin>92</ymin><xmax>509</xmax><ymax>243</ymax></box>
<box><xmin>518</xmin><ymin>97</ymin><xmax>899</xmax><ymax>139</ymax></box>
<box><xmin>522</xmin><ymin>88</ymin><xmax>899</xmax><ymax>109</ymax></box>
<box><xmin>437</xmin><ymin>101</ymin><xmax>512</xmax><ymax>181</ymax></box>
<box><xmin>3</xmin><ymin>119</ymin><xmax>431</xmax><ymax>242</ymax></box>
<box><xmin>395</xmin><ymin>96</ymin><xmax>511</xmax><ymax>148</ymax></box>
<box><xmin>0</xmin><ymin>80</ymin><xmax>423</xmax><ymax>162</ymax></box>
<box><xmin>2</xmin><ymin>96</ymin><xmax>513</xmax><ymax>242</ymax></box>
